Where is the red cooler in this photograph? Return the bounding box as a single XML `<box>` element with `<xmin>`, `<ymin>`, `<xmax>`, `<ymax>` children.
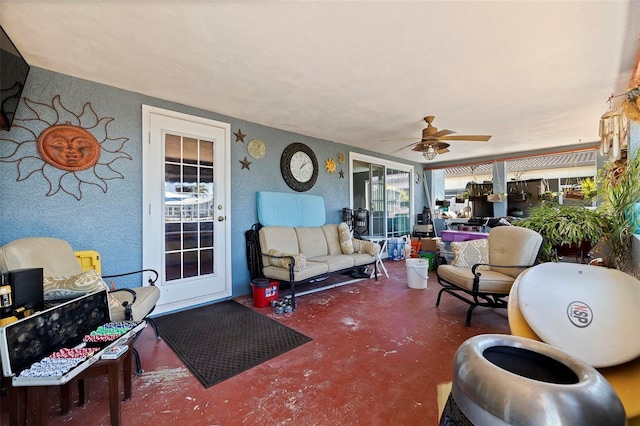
<box><xmin>251</xmin><ymin>278</ymin><xmax>279</xmax><ymax>307</ymax></box>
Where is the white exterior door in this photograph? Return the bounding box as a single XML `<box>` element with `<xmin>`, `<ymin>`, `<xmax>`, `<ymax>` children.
<box><xmin>142</xmin><ymin>106</ymin><xmax>231</xmax><ymax>315</ymax></box>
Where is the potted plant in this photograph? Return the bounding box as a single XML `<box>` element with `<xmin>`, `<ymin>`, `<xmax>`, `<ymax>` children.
<box><xmin>455</xmin><ymin>192</ymin><xmax>468</xmax><ymax>204</ymax></box>
<box><xmin>540</xmin><ymin>191</ymin><xmax>558</xmax><ymax>202</ymax></box>
<box><xmin>579</xmin><ymin>177</ymin><xmax>598</xmax><ymax>204</ymax></box>
<box><xmin>514</xmin><ymin>202</ymin><xmax>610</xmax><ymax>262</ymax></box>
<box><xmin>487</xmin><ymin>191</ymin><xmax>507</xmax><ymax>203</ymax></box>
<box><xmin>597</xmin><ymin>148</ymin><xmax>640</xmax><ymax>277</ymax></box>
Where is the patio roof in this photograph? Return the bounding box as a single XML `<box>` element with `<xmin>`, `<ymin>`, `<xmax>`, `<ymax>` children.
<box><xmin>444</xmin><ymin>151</ymin><xmax>596</xmax><ymax>177</ymax></box>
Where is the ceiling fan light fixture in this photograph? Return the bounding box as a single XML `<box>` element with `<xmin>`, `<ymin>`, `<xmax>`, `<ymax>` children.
<box><xmin>423</xmin><ymin>144</ymin><xmax>438</xmax><ymax>160</ymax></box>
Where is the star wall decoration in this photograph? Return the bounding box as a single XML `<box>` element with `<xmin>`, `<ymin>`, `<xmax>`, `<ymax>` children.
<box><xmin>240</xmin><ymin>156</ymin><xmax>252</xmax><ymax>170</ymax></box>
<box><xmin>234</xmin><ymin>129</ymin><xmax>246</xmax><ymax>143</ymax></box>
<box><xmin>339</xmin><ymin>169</ymin><xmax>345</xmax><ymax>178</ymax></box>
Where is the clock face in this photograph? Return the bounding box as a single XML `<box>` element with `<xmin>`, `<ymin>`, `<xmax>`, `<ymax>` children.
<box><xmin>280</xmin><ymin>143</ymin><xmax>318</xmax><ymax>192</ymax></box>
<box><xmin>290</xmin><ymin>151</ymin><xmax>313</xmax><ymax>182</ymax></box>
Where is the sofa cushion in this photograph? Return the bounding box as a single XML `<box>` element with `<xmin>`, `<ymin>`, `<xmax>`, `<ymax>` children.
<box><xmin>350</xmin><ymin>252</ymin><xmax>377</xmax><ymax>266</ymax></box>
<box><xmin>257</xmin><ymin>191</ymin><xmax>326</xmax><ymax>227</ymax></box>
<box><xmin>338</xmin><ymin>222</ymin><xmax>354</xmax><ymax>254</ymax></box>
<box><xmin>488</xmin><ymin>227</ymin><xmax>542</xmax><ymax>278</ymax></box>
<box><xmin>259</xmin><ymin>226</ymin><xmax>300</xmax><ymax>266</ymax></box>
<box><xmin>0</xmin><ymin>237</ymin><xmax>83</xmax><ymax>277</ymax></box>
<box><xmin>322</xmin><ymin>224</ymin><xmax>343</xmax><ymax>255</ymax></box>
<box><xmin>109</xmin><ymin>286</ymin><xmax>161</xmax><ymax>322</ymax></box>
<box><xmin>295</xmin><ymin>227</ymin><xmax>329</xmax><ymax>258</ymax></box>
<box><xmin>437</xmin><ymin>265</ymin><xmax>516</xmax><ymax>294</ymax></box>
<box><xmin>263</xmin><ymin>261</ymin><xmax>329</xmax><ymax>281</ymax></box>
<box><xmin>309</xmin><ymin>255</ymin><xmax>355</xmax><ymax>272</ymax></box>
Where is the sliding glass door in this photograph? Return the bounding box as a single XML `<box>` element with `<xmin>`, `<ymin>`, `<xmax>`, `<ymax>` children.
<box><xmin>350</xmin><ymin>153</ymin><xmax>413</xmax><ymax>238</ymax></box>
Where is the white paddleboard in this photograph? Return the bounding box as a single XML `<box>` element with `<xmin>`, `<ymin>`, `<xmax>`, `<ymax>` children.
<box><xmin>518</xmin><ymin>262</ymin><xmax>640</xmax><ymax>368</ymax></box>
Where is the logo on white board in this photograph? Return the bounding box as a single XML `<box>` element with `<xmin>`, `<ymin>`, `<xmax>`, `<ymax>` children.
<box><xmin>567</xmin><ymin>301</ymin><xmax>593</xmax><ymax>328</ymax></box>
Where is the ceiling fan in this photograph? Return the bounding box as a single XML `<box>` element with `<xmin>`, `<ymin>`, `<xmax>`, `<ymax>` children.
<box><xmin>390</xmin><ymin>116</ymin><xmax>491</xmax><ymax>160</ymax></box>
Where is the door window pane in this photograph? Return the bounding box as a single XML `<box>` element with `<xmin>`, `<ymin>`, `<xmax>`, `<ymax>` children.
<box><xmin>164</xmin><ymin>133</ymin><xmax>216</xmax><ymax>281</ymax></box>
<box><xmin>351</xmin><ymin>156</ymin><xmax>413</xmax><ymax>239</ymax></box>
<box><xmin>387</xmin><ymin>168</ymin><xmax>410</xmax><ymax>237</ymax></box>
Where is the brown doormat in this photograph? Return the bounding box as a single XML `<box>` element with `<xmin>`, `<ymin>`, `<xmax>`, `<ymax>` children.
<box><xmin>153</xmin><ymin>300</ymin><xmax>312</xmax><ymax>388</ymax></box>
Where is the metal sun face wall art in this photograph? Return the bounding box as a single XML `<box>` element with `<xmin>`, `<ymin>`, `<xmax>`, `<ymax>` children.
<box><xmin>0</xmin><ymin>95</ymin><xmax>131</xmax><ymax>200</ymax></box>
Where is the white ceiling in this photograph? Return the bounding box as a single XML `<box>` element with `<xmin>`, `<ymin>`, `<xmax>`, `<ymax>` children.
<box><xmin>1</xmin><ymin>1</ymin><xmax>639</xmax><ymax>166</ymax></box>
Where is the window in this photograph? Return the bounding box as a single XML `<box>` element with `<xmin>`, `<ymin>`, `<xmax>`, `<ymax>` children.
<box><xmin>350</xmin><ymin>152</ymin><xmax>414</xmax><ymax>237</ymax></box>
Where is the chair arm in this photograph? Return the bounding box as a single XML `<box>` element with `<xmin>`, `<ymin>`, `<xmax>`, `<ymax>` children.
<box><xmin>261</xmin><ymin>252</ymin><xmax>297</xmax><ymax>283</ymax></box>
<box><xmin>103</xmin><ymin>269</ymin><xmax>159</xmax><ymax>286</ymax></box>
<box><xmin>110</xmin><ymin>288</ymin><xmax>138</xmax><ymax>320</ymax></box>
<box><xmin>261</xmin><ymin>252</ymin><xmax>297</xmax><ymax>269</ymax></box>
<box><xmin>102</xmin><ymin>269</ymin><xmax>158</xmax><ymax>321</ymax></box>
<box><xmin>471</xmin><ymin>263</ymin><xmax>535</xmax><ymax>275</ymax></box>
<box><xmin>470</xmin><ymin>263</ymin><xmax>536</xmax><ymax>293</ymax></box>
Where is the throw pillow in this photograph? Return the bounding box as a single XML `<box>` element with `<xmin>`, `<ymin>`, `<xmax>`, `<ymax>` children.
<box><xmin>451</xmin><ymin>239</ymin><xmax>491</xmax><ymax>270</ymax></box>
<box><xmin>268</xmin><ymin>249</ymin><xmax>306</xmax><ymax>272</ymax></box>
<box><xmin>352</xmin><ymin>239</ymin><xmax>379</xmax><ymax>256</ymax></box>
<box><xmin>43</xmin><ymin>269</ymin><xmax>109</xmax><ymax>301</ymax></box>
<box><xmin>353</xmin><ymin>240</ymin><xmax>380</xmax><ymax>256</ymax></box>
<box><xmin>338</xmin><ymin>222</ymin><xmax>354</xmax><ymax>254</ymax></box>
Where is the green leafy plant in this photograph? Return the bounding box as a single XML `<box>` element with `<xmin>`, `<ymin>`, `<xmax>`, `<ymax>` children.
<box><xmin>578</xmin><ymin>177</ymin><xmax>598</xmax><ymax>204</ymax></box>
<box><xmin>514</xmin><ymin>202</ymin><xmax>610</xmax><ymax>262</ymax></box>
<box><xmin>597</xmin><ymin>148</ymin><xmax>640</xmax><ymax>276</ymax></box>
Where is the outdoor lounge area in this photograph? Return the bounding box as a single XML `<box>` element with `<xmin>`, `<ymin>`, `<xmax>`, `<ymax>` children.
<box><xmin>2</xmin><ymin>2</ymin><xmax>640</xmax><ymax>425</ymax></box>
<box><xmin>0</xmin><ymin>262</ymin><xmax>512</xmax><ymax>425</ymax></box>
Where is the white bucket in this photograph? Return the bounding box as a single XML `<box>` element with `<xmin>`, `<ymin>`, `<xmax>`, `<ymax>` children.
<box><xmin>406</xmin><ymin>258</ymin><xmax>429</xmax><ymax>289</ymax></box>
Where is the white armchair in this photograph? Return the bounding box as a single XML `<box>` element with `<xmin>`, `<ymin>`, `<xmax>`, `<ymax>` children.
<box><xmin>0</xmin><ymin>237</ymin><xmax>160</xmax><ymax>373</ymax></box>
<box><xmin>436</xmin><ymin>226</ymin><xmax>543</xmax><ymax>326</ymax></box>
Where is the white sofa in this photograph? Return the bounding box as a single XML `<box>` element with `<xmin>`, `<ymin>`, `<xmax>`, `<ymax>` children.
<box><xmin>258</xmin><ymin>223</ymin><xmax>379</xmax><ymax>307</ymax></box>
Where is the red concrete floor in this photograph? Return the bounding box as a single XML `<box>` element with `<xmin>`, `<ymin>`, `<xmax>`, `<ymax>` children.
<box><xmin>1</xmin><ymin>260</ymin><xmax>509</xmax><ymax>426</ymax></box>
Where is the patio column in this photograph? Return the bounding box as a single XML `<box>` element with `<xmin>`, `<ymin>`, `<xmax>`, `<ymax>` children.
<box><xmin>492</xmin><ymin>161</ymin><xmax>507</xmax><ymax>217</ymax></box>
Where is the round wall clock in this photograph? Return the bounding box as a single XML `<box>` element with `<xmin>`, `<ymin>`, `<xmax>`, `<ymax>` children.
<box><xmin>280</xmin><ymin>142</ymin><xmax>318</xmax><ymax>192</ymax></box>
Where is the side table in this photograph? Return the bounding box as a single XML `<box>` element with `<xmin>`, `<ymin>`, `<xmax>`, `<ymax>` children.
<box><xmin>362</xmin><ymin>236</ymin><xmax>389</xmax><ymax>278</ymax></box>
<box><xmin>60</xmin><ymin>338</ymin><xmax>134</xmax><ymax>426</ymax></box>
<box><xmin>7</xmin><ymin>338</ymin><xmax>134</xmax><ymax>426</ymax></box>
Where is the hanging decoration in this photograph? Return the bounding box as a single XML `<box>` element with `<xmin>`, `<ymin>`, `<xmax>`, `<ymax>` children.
<box><xmin>622</xmin><ymin>87</ymin><xmax>640</xmax><ymax>122</ymax></box>
<box><xmin>599</xmin><ymin>108</ymin><xmax>628</xmax><ymax>162</ymax></box>
<box><xmin>487</xmin><ymin>161</ymin><xmax>506</xmax><ymax>203</ymax></box>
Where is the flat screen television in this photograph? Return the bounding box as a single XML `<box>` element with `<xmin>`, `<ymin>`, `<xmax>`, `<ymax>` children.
<box><xmin>0</xmin><ymin>25</ymin><xmax>30</xmax><ymax>132</ymax></box>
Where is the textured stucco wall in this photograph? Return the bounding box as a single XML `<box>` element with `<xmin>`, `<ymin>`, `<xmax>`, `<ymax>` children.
<box><xmin>0</xmin><ymin>67</ymin><xmax>426</xmax><ymax>298</ymax></box>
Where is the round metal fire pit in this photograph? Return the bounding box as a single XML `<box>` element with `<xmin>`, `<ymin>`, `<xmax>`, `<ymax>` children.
<box><xmin>441</xmin><ymin>334</ymin><xmax>626</xmax><ymax>425</ymax></box>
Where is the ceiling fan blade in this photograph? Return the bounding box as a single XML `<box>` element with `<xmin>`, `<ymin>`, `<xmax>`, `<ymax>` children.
<box><xmin>431</xmin><ymin>129</ymin><xmax>455</xmax><ymax>138</ymax></box>
<box><xmin>388</xmin><ymin>140</ymin><xmax>422</xmax><ymax>154</ymax></box>
<box><xmin>380</xmin><ymin>137</ymin><xmax>423</xmax><ymax>142</ymax></box>
<box><xmin>439</xmin><ymin>134</ymin><xmax>492</xmax><ymax>142</ymax></box>
<box><xmin>437</xmin><ymin>148</ymin><xmax>450</xmax><ymax>154</ymax></box>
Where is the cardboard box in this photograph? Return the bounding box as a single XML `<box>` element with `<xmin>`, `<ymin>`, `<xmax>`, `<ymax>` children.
<box><xmin>420</xmin><ymin>237</ymin><xmax>441</xmax><ymax>252</ymax></box>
